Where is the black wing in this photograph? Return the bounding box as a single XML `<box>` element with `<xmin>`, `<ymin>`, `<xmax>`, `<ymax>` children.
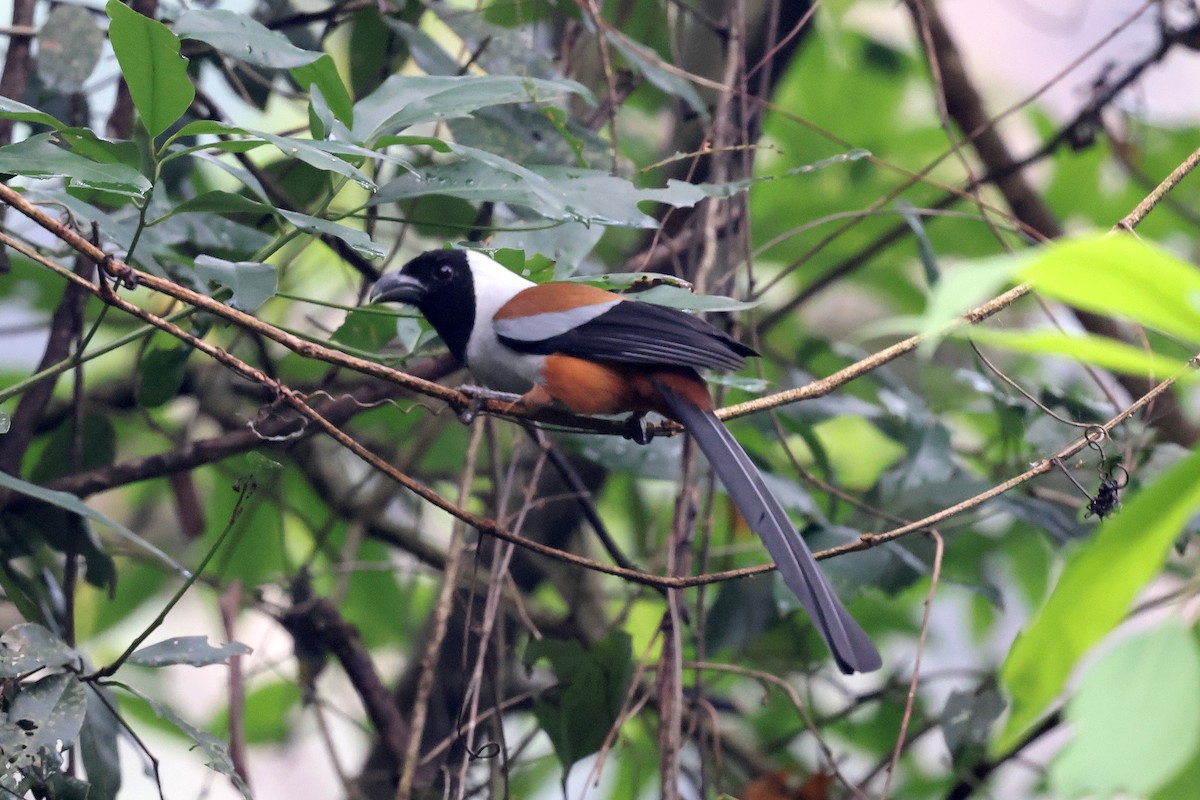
<box><xmin>496</xmin><ymin>299</ymin><xmax>756</xmax><ymax>372</ymax></box>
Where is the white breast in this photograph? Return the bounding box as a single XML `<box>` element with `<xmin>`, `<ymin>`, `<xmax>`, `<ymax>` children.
<box><xmin>461</xmin><ymin>252</ymin><xmax>546</xmax><ymax>393</ymax></box>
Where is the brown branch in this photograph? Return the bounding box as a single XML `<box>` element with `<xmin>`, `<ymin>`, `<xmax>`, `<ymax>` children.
<box><xmin>1117</xmin><ymin>145</ymin><xmax>1200</xmax><ymax>231</ymax></box>
<box><xmin>397</xmin><ymin>420</ymin><xmax>483</xmax><ymax>799</ymax></box>
<box><xmin>819</xmin><ymin>358</ymin><xmax>1193</xmax><ymax>562</ymax></box>
<box><xmin>880</xmin><ymin>530</ymin><xmax>944</xmax><ymax>800</ymax></box>
<box><xmin>0</xmin><ymin>253</ymin><xmax>93</xmax><ymax>476</ymax></box>
<box><xmin>719</xmin><ymin>283</ymin><xmax>1030</xmax><ymax>420</ymax></box>
<box><xmin>218</xmin><ymin>582</ymin><xmax>250</xmax><ymax>790</ymax></box>
<box><xmin>4</xmin><ymin>127</ymin><xmax>1200</xmax><ymax>595</ymax></box>
<box><xmin>282</xmin><ymin>595</ymin><xmax>410</xmax><ymax>771</ymax></box>
<box><xmin>0</xmin><ymin>0</ymin><xmax>36</xmax><ymax>147</ymax></box>
<box><xmin>0</xmin><ymin>185</ymin><xmax>622</xmax><ymax>435</ymax></box>
<box><xmin>757</xmin><ymin>1</ymin><xmax>1162</xmax><ymax>326</ymax></box>
<box><xmin>3</xmin><ymin>203</ymin><xmax>1196</xmax><ymax>596</ymax></box>
<box><xmin>44</xmin><ymin>362</ymin><xmax>454</xmax><ymax>499</ymax></box>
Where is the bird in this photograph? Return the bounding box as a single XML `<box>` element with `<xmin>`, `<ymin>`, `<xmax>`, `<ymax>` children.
<box><xmin>369</xmin><ymin>248</ymin><xmax>881</xmax><ymax>674</ymax></box>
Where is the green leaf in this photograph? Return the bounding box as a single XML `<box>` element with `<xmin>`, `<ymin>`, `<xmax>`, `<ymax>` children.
<box><xmin>0</xmin><ymin>623</ymin><xmax>77</xmax><ymax>679</ymax></box>
<box><xmin>1049</xmin><ymin>623</ymin><xmax>1200</xmax><ymax>798</ymax></box>
<box><xmin>106</xmin><ymin>0</ymin><xmax>194</xmax><ymax>139</ymax></box>
<box><xmin>137</xmin><ymin>344</ymin><xmax>191</xmax><ymax>407</ymax></box>
<box><xmin>292</xmin><ymin>54</ymin><xmax>354</xmax><ymax>130</ymax></box>
<box><xmin>278</xmin><ymin>209</ymin><xmax>386</xmax><ymax>258</ymax></box>
<box><xmin>209</xmin><ymin>681</ymin><xmax>303</xmax><ymax>744</ymax></box>
<box><xmin>30</xmin><ymin>412</ymin><xmax>117</xmax><ymax>484</ymax></box>
<box><xmin>166</xmin><ymin>190</ymin><xmax>271</xmax><ymax>218</ymax></box>
<box><xmin>0</xmin><ymin>97</ymin><xmax>66</xmax><ymax>129</ymax></box>
<box><xmin>244</xmin><ymin>129</ymin><xmax>379</xmax><ymax>190</ymax></box>
<box><xmin>967</xmin><ymin>328</ymin><xmax>1192</xmax><ymax>381</ymax></box>
<box><xmin>58</xmin><ymin>128</ymin><xmax>142</xmax><ymax>169</ymax></box>
<box><xmin>0</xmin><ymin>470</ymin><xmax>187</xmax><ymax>576</ymax></box>
<box><xmin>882</xmin><ymin>251</ymin><xmax>1026</xmax><ymax>344</ymax></box>
<box><xmin>2</xmin><ymin>501</ymin><xmax>117</xmax><ymax>593</ymax></box>
<box><xmin>331</xmin><ymin>308</ymin><xmax>405</xmax><ymax>354</ymax></box>
<box><xmin>127</xmin><ymin>636</ymin><xmax>251</xmax><ymax>668</ymax></box>
<box><xmin>491</xmin><ymin>220</ymin><xmax>604</xmax><ymax>275</ymax></box>
<box><xmin>898</xmin><ymin>200</ymin><xmax>940</xmax><ymax>286</ymax></box>
<box><xmin>0</xmin><ymin>134</ymin><xmax>151</xmax><ymax>196</ymax></box>
<box><xmin>194</xmin><ymin>255</ymin><xmax>278</xmax><ymax>312</ymax></box>
<box><xmin>1020</xmin><ymin>234</ymin><xmax>1200</xmax><ymax>345</ymax></box>
<box><xmin>527</xmin><ymin>631</ymin><xmax>633</xmax><ymax>772</ymax></box>
<box><xmin>353</xmin><ymin>74</ymin><xmax>593</xmax><ymax>141</ymax></box>
<box><xmin>997</xmin><ymin>445</ymin><xmax>1200</xmax><ymax>752</ymax></box>
<box><xmin>175</xmin><ymin>8</ymin><xmax>322</xmax><ymax>69</ymax></box>
<box><xmin>448</xmin><ymin>105</ymin><xmax>607</xmax><ymax>169</ymax></box>
<box><xmin>1153</xmin><ymin>747</ymin><xmax>1200</xmax><ymax>800</ymax></box>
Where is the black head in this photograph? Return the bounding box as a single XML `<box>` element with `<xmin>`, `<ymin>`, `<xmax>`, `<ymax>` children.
<box><xmin>369</xmin><ymin>249</ymin><xmax>476</xmax><ymax>361</ymax></box>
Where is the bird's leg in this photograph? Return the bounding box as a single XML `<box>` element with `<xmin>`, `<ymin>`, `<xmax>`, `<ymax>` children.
<box><xmin>457</xmin><ymin>384</ymin><xmax>523</xmax><ymax>423</ymax></box>
<box><xmin>622</xmin><ymin>412</ymin><xmax>652</xmax><ymax>445</ymax></box>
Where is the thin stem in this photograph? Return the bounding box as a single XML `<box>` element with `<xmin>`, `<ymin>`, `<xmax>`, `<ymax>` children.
<box><xmin>89</xmin><ymin>478</ymin><xmax>257</xmax><ymax>679</ymax></box>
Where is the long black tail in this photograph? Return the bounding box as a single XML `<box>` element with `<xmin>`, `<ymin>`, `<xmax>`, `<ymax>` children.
<box><xmin>656</xmin><ymin>382</ymin><xmax>881</xmax><ymax>674</ymax></box>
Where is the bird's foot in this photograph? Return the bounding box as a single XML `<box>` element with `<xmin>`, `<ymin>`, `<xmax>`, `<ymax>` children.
<box><xmin>457</xmin><ymin>384</ymin><xmax>525</xmax><ymax>423</ymax></box>
<box><xmin>622</xmin><ymin>413</ymin><xmax>652</xmax><ymax>445</ymax></box>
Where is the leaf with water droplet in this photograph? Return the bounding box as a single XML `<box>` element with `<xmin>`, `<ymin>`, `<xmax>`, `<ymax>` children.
<box><xmin>175</xmin><ymin>9</ymin><xmax>321</xmax><ymax>69</ymax></box>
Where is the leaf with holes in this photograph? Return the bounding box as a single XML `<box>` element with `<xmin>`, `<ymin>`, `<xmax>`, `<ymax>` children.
<box><xmin>0</xmin><ymin>624</ymin><xmax>77</xmax><ymax>679</ymax></box>
<box><xmin>128</xmin><ymin>636</ymin><xmax>251</xmax><ymax>668</ymax></box>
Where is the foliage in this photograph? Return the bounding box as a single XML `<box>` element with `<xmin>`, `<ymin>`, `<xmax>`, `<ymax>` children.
<box><xmin>0</xmin><ymin>1</ymin><xmax>1198</xmax><ymax>799</ymax></box>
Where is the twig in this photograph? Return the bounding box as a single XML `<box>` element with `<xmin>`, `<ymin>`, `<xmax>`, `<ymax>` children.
<box><xmin>880</xmin><ymin>530</ymin><xmax>944</xmax><ymax>800</ymax></box>
<box><xmin>575</xmin><ymin>0</ymin><xmax>622</xmax><ymax>174</ymax></box>
<box><xmin>685</xmin><ymin>661</ymin><xmax>866</xmax><ymax>800</ymax></box>
<box><xmin>289</xmin><ymin>596</ymin><xmax>410</xmax><ymax>776</ymax></box>
<box><xmin>90</xmin><ymin>477</ymin><xmax>257</xmax><ymax>679</ymax></box>
<box><xmin>968</xmin><ymin>340</ymin><xmax>1097</xmax><ymax>430</ymax></box>
<box><xmin>719</xmin><ymin>283</ymin><xmax>1031</xmax><ymax>420</ymax></box>
<box><xmin>396</xmin><ymin>419</ymin><xmax>485</xmax><ymax>800</ymax></box>
<box><xmin>1117</xmin><ymin>145</ymin><xmax>1200</xmax><ymax>231</ymax></box>
<box><xmin>818</xmin><ymin>357</ymin><xmax>1192</xmax><ymax>561</ymax></box>
<box><xmin>219</xmin><ymin>582</ymin><xmax>250</xmax><ymax>790</ymax></box>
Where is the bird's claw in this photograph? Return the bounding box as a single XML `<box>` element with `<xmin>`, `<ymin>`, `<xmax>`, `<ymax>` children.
<box><xmin>623</xmin><ymin>413</ymin><xmax>652</xmax><ymax>445</ymax></box>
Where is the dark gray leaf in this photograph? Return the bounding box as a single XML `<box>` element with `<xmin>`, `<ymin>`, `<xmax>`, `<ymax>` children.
<box><xmin>79</xmin><ymin>685</ymin><xmax>122</xmax><ymax>800</ymax></box>
<box><xmin>278</xmin><ymin>209</ymin><xmax>385</xmax><ymax>258</ymax></box>
<box><xmin>942</xmin><ymin>684</ymin><xmax>1006</xmax><ymax>765</ymax></box>
<box><xmin>125</xmin><ymin>685</ymin><xmax>252</xmax><ymax>799</ymax></box>
<box><xmin>606</xmin><ymin>30</ymin><xmax>708</xmax><ymax>120</ymax></box>
<box><xmin>1</xmin><ymin>673</ymin><xmax>87</xmax><ymax>759</ymax></box>
<box><xmin>37</xmin><ymin>5</ymin><xmax>104</xmax><ymax>92</ymax></box>
<box><xmin>0</xmin><ymin>624</ymin><xmax>76</xmax><ymax>679</ymax></box>
<box><xmin>0</xmin><ymin>470</ymin><xmax>187</xmax><ymax>576</ymax></box>
<box><xmin>128</xmin><ymin>636</ymin><xmax>251</xmax><ymax>668</ymax></box>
